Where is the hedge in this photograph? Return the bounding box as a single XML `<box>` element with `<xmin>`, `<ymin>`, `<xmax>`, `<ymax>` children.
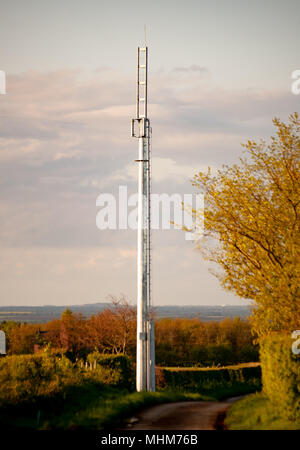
<box><xmin>0</xmin><ymin>351</ymin><xmax>135</xmax><ymax>407</ymax></box>
<box><xmin>156</xmin><ymin>343</ymin><xmax>259</xmax><ymax>367</ymax></box>
<box><xmin>86</xmin><ymin>352</ymin><xmax>135</xmax><ymax>390</ymax></box>
<box><xmin>260</xmin><ymin>333</ymin><xmax>300</xmax><ymax>421</ymax></box>
<box><xmin>0</xmin><ymin>351</ymin><xmax>81</xmax><ymax>406</ymax></box>
<box><xmin>156</xmin><ymin>364</ymin><xmax>261</xmax><ymax>394</ymax></box>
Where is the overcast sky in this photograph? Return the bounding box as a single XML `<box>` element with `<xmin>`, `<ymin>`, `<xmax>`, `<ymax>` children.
<box><xmin>0</xmin><ymin>0</ymin><xmax>299</xmax><ymax>306</ymax></box>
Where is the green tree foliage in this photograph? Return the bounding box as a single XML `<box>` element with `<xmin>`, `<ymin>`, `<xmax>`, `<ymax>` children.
<box><xmin>260</xmin><ymin>333</ymin><xmax>300</xmax><ymax>421</ymax></box>
<box><xmin>87</xmin><ymin>352</ymin><xmax>135</xmax><ymax>390</ymax></box>
<box><xmin>0</xmin><ymin>351</ymin><xmax>80</xmax><ymax>406</ymax></box>
<box><xmin>0</xmin><ymin>351</ymin><xmax>135</xmax><ymax>407</ymax></box>
<box><xmin>190</xmin><ymin>114</ymin><xmax>300</xmax><ymax>336</ymax></box>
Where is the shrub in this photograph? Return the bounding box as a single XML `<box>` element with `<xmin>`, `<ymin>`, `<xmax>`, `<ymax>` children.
<box><xmin>86</xmin><ymin>352</ymin><xmax>135</xmax><ymax>390</ymax></box>
<box><xmin>156</xmin><ymin>364</ymin><xmax>261</xmax><ymax>395</ymax></box>
<box><xmin>260</xmin><ymin>333</ymin><xmax>300</xmax><ymax>421</ymax></box>
<box><xmin>0</xmin><ymin>351</ymin><xmax>82</xmax><ymax>406</ymax></box>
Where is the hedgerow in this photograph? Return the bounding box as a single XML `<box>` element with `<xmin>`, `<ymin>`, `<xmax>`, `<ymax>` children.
<box><xmin>86</xmin><ymin>352</ymin><xmax>135</xmax><ymax>390</ymax></box>
<box><xmin>0</xmin><ymin>351</ymin><xmax>82</xmax><ymax>406</ymax></box>
<box><xmin>156</xmin><ymin>364</ymin><xmax>261</xmax><ymax>396</ymax></box>
<box><xmin>260</xmin><ymin>333</ymin><xmax>300</xmax><ymax>421</ymax></box>
<box><xmin>0</xmin><ymin>351</ymin><xmax>135</xmax><ymax>407</ymax></box>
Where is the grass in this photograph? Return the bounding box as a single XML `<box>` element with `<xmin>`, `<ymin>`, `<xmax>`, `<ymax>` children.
<box><xmin>70</xmin><ymin>390</ymin><xmax>213</xmax><ymax>430</ymax></box>
<box><xmin>198</xmin><ymin>383</ymin><xmax>260</xmax><ymax>401</ymax></box>
<box><xmin>162</xmin><ymin>362</ymin><xmax>260</xmax><ymax>371</ymax></box>
<box><xmin>0</xmin><ymin>383</ymin><xmax>213</xmax><ymax>430</ymax></box>
<box><xmin>225</xmin><ymin>392</ymin><xmax>300</xmax><ymax>430</ymax></box>
<box><xmin>0</xmin><ymin>381</ymin><xmax>262</xmax><ymax>430</ymax></box>
<box><xmin>0</xmin><ymin>359</ymin><xmax>262</xmax><ymax>430</ymax></box>
<box><xmin>0</xmin><ymin>374</ymin><xmax>262</xmax><ymax>429</ymax></box>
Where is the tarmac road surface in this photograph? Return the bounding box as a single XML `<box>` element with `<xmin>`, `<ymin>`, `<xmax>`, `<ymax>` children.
<box><xmin>122</xmin><ymin>397</ymin><xmax>243</xmax><ymax>430</ymax></box>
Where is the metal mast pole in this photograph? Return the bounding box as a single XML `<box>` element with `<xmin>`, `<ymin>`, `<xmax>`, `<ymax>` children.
<box><xmin>131</xmin><ymin>45</ymin><xmax>155</xmax><ymax>392</ymax></box>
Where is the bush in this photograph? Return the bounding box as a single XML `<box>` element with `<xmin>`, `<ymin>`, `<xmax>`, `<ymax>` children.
<box><xmin>156</xmin><ymin>364</ymin><xmax>261</xmax><ymax>397</ymax></box>
<box><xmin>0</xmin><ymin>351</ymin><xmax>135</xmax><ymax>409</ymax></box>
<box><xmin>225</xmin><ymin>392</ymin><xmax>300</xmax><ymax>430</ymax></box>
<box><xmin>0</xmin><ymin>351</ymin><xmax>82</xmax><ymax>406</ymax></box>
<box><xmin>260</xmin><ymin>333</ymin><xmax>300</xmax><ymax>421</ymax></box>
<box><xmin>86</xmin><ymin>352</ymin><xmax>135</xmax><ymax>390</ymax></box>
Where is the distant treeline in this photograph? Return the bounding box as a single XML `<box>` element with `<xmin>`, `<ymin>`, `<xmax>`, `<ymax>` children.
<box><xmin>0</xmin><ymin>304</ymin><xmax>251</xmax><ymax>324</ymax></box>
<box><xmin>0</xmin><ymin>297</ymin><xmax>258</xmax><ymax>366</ymax></box>
<box><xmin>155</xmin><ymin>317</ymin><xmax>258</xmax><ymax>366</ymax></box>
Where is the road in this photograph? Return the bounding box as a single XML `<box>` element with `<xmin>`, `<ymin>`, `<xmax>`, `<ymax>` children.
<box><xmin>122</xmin><ymin>397</ymin><xmax>242</xmax><ymax>430</ymax></box>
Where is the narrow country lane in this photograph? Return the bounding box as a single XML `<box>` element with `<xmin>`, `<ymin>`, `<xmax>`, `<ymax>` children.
<box><xmin>122</xmin><ymin>397</ymin><xmax>243</xmax><ymax>430</ymax></box>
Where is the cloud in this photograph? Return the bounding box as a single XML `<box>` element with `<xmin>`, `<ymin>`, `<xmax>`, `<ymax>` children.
<box><xmin>1</xmin><ymin>64</ymin><xmax>295</xmax><ymax>304</ymax></box>
<box><xmin>0</xmin><ymin>66</ymin><xmax>298</xmax><ymax>252</ymax></box>
<box><xmin>173</xmin><ymin>65</ymin><xmax>210</xmax><ymax>75</ymax></box>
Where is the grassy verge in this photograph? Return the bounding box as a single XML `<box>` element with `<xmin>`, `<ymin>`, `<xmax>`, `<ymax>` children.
<box><xmin>198</xmin><ymin>382</ymin><xmax>260</xmax><ymax>401</ymax></box>
<box><xmin>0</xmin><ymin>383</ymin><xmax>212</xmax><ymax>430</ymax></box>
<box><xmin>0</xmin><ymin>378</ymin><xmax>261</xmax><ymax>430</ymax></box>
<box><xmin>225</xmin><ymin>392</ymin><xmax>300</xmax><ymax>430</ymax></box>
<box><xmin>76</xmin><ymin>390</ymin><xmax>213</xmax><ymax>430</ymax></box>
<box><xmin>0</xmin><ymin>381</ymin><xmax>261</xmax><ymax>430</ymax></box>
<box><xmin>0</xmin><ymin>357</ymin><xmax>261</xmax><ymax>430</ymax></box>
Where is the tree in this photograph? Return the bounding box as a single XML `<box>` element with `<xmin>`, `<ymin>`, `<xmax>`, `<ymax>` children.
<box><xmin>88</xmin><ymin>295</ymin><xmax>136</xmax><ymax>355</ymax></box>
<box><xmin>9</xmin><ymin>323</ymin><xmax>40</xmax><ymax>354</ymax></box>
<box><xmin>0</xmin><ymin>321</ymin><xmax>20</xmax><ymax>353</ymax></box>
<box><xmin>154</xmin><ymin>317</ymin><xmax>257</xmax><ymax>366</ymax></box>
<box><xmin>43</xmin><ymin>319</ymin><xmax>62</xmax><ymax>348</ymax></box>
<box><xmin>60</xmin><ymin>308</ymin><xmax>90</xmax><ymax>357</ymax></box>
<box><xmin>190</xmin><ymin>113</ymin><xmax>300</xmax><ymax>336</ymax></box>
<box><xmin>108</xmin><ymin>295</ymin><xmax>136</xmax><ymax>355</ymax></box>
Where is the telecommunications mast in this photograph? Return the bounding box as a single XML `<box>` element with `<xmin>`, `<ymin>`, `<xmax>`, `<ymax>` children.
<box><xmin>131</xmin><ymin>44</ymin><xmax>155</xmax><ymax>392</ymax></box>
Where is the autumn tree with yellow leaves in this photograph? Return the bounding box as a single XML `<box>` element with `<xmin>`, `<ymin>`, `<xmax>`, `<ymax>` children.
<box><xmin>191</xmin><ymin>114</ymin><xmax>300</xmax><ymax>337</ymax></box>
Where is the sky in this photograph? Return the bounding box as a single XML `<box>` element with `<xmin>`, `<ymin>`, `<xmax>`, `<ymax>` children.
<box><xmin>0</xmin><ymin>0</ymin><xmax>299</xmax><ymax>306</ymax></box>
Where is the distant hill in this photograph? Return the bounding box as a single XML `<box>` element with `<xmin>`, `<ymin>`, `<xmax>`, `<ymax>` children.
<box><xmin>0</xmin><ymin>303</ymin><xmax>252</xmax><ymax>323</ymax></box>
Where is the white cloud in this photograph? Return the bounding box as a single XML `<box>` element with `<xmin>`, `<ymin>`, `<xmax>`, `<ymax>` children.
<box><xmin>0</xmin><ymin>68</ymin><xmax>297</xmax><ymax>306</ymax></box>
